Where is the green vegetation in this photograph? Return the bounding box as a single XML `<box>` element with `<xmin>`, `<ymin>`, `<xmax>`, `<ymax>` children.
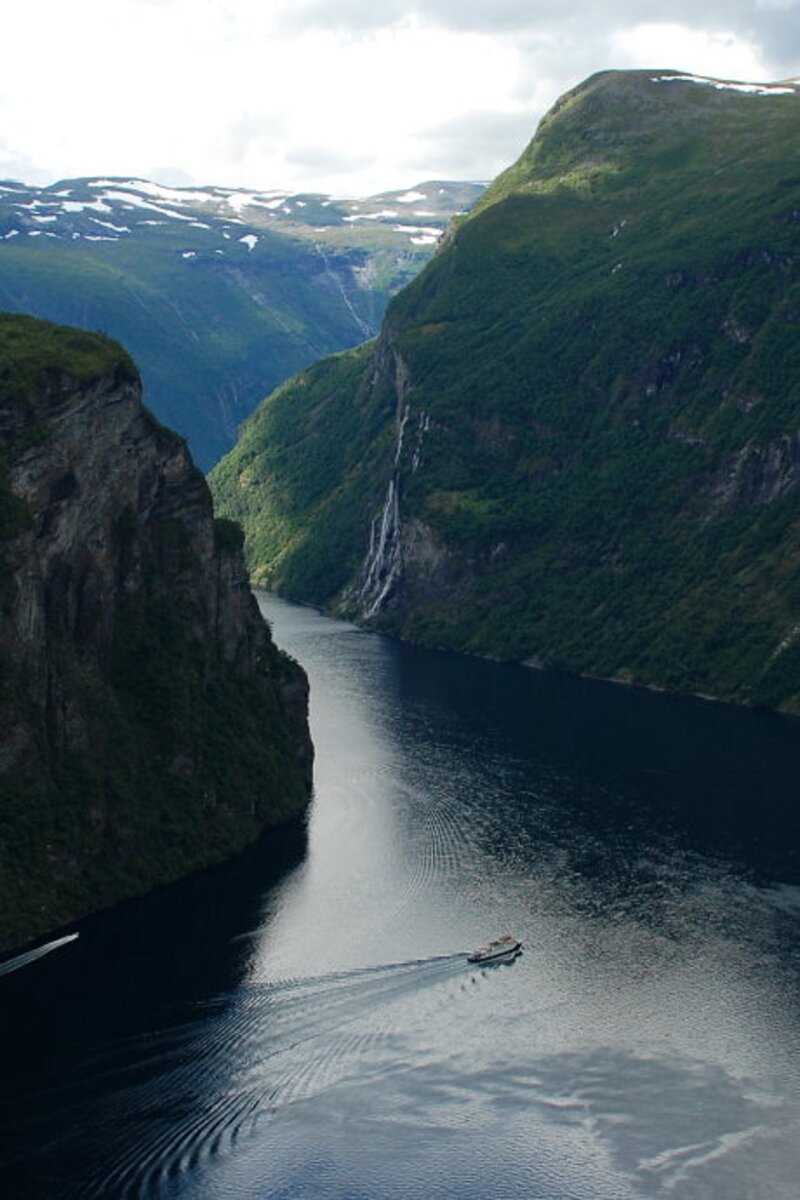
<box><xmin>0</xmin><ymin>230</ymin><xmax>371</xmax><ymax>468</ymax></box>
<box><xmin>211</xmin><ymin>69</ymin><xmax>800</xmax><ymax>711</ymax></box>
<box><xmin>210</xmin><ymin>341</ymin><xmax>393</xmax><ymax>598</ymax></box>
<box><xmin>0</xmin><ymin>181</ymin><xmax>482</xmax><ymax>468</ymax></box>
<box><xmin>0</xmin><ymin>594</ymin><xmax>308</xmax><ymax>950</ymax></box>
<box><xmin>0</xmin><ymin>316</ymin><xmax>311</xmax><ymax>951</ymax></box>
<box><xmin>0</xmin><ymin>311</ymin><xmax>137</xmax><ymax>398</ymax></box>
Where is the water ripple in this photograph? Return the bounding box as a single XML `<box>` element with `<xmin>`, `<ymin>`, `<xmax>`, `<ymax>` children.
<box><xmin>77</xmin><ymin>954</ymin><xmax>467</xmax><ymax>1198</ymax></box>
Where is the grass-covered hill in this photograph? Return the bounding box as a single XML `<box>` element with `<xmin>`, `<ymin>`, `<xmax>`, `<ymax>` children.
<box><xmin>210</xmin><ymin>69</ymin><xmax>800</xmax><ymax>712</ymax></box>
<box><xmin>0</xmin><ymin>177</ymin><xmax>483</xmax><ymax>469</ymax></box>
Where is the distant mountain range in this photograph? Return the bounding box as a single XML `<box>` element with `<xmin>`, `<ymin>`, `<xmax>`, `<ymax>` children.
<box><xmin>0</xmin><ymin>176</ymin><xmax>484</xmax><ymax>467</ymax></box>
<box><xmin>211</xmin><ymin>69</ymin><xmax>800</xmax><ymax>712</ymax></box>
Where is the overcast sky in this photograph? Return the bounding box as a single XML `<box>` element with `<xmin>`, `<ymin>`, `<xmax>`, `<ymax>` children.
<box><xmin>1</xmin><ymin>0</ymin><xmax>798</xmax><ymax>197</ymax></box>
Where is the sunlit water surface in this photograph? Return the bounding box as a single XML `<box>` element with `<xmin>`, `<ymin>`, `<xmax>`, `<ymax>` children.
<box><xmin>2</xmin><ymin>593</ymin><xmax>800</xmax><ymax>1198</ymax></box>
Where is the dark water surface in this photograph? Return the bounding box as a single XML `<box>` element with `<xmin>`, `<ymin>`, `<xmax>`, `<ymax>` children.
<box><xmin>3</xmin><ymin>592</ymin><xmax>800</xmax><ymax>1198</ymax></box>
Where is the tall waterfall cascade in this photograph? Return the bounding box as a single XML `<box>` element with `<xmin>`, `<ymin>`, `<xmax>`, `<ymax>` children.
<box><xmin>359</xmin><ymin>405</ymin><xmax>410</xmax><ymax>618</ymax></box>
<box><xmin>358</xmin><ymin>403</ymin><xmax>432</xmax><ymax>619</ymax></box>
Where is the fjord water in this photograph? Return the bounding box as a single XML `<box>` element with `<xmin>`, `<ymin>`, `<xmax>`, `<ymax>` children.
<box><xmin>3</xmin><ymin>594</ymin><xmax>800</xmax><ymax>1198</ymax></box>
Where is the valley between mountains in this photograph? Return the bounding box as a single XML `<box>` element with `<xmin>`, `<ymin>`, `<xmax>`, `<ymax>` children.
<box><xmin>0</xmin><ymin>176</ymin><xmax>483</xmax><ymax>469</ymax></box>
<box><xmin>4</xmin><ymin>64</ymin><xmax>800</xmax><ymax>950</ymax></box>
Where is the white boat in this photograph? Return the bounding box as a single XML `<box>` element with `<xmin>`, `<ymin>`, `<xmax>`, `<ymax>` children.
<box><xmin>467</xmin><ymin>935</ymin><xmax>522</xmax><ymax>964</ymax></box>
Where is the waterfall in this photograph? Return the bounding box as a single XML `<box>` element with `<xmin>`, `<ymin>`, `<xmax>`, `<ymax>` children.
<box><xmin>360</xmin><ymin>475</ymin><xmax>401</xmax><ymax>618</ymax></box>
<box><xmin>359</xmin><ymin>406</ymin><xmax>410</xmax><ymax>617</ymax></box>
<box><xmin>312</xmin><ymin>240</ymin><xmax>374</xmax><ymax>339</ymax></box>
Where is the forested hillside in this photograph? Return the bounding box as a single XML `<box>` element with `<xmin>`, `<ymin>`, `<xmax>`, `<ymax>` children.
<box><xmin>211</xmin><ymin>70</ymin><xmax>800</xmax><ymax>711</ymax></box>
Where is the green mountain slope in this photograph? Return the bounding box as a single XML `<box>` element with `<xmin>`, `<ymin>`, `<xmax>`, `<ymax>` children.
<box><xmin>0</xmin><ymin>177</ymin><xmax>483</xmax><ymax>469</ymax></box>
<box><xmin>210</xmin><ymin>69</ymin><xmax>800</xmax><ymax>711</ymax></box>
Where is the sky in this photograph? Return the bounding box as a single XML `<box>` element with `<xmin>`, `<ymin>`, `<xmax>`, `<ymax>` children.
<box><xmin>1</xmin><ymin>0</ymin><xmax>799</xmax><ymax>198</ymax></box>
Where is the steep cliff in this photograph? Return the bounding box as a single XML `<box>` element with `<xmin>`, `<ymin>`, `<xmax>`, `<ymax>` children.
<box><xmin>210</xmin><ymin>69</ymin><xmax>800</xmax><ymax>712</ymax></box>
<box><xmin>0</xmin><ymin>314</ymin><xmax>312</xmax><ymax>953</ymax></box>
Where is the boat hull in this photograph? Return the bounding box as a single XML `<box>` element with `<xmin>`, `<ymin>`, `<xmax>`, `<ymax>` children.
<box><xmin>467</xmin><ymin>937</ymin><xmax>522</xmax><ymax>965</ymax></box>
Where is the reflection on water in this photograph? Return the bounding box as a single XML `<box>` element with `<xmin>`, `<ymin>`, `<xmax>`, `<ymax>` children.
<box><xmin>2</xmin><ymin>592</ymin><xmax>800</xmax><ymax>1198</ymax></box>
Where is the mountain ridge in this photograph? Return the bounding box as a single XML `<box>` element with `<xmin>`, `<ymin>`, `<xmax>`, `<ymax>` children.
<box><xmin>0</xmin><ymin>175</ymin><xmax>484</xmax><ymax>468</ymax></box>
<box><xmin>210</xmin><ymin>68</ymin><xmax>800</xmax><ymax>712</ymax></box>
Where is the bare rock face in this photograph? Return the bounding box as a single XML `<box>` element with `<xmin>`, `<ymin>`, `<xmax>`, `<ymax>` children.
<box><xmin>0</xmin><ymin>315</ymin><xmax>312</xmax><ymax>953</ymax></box>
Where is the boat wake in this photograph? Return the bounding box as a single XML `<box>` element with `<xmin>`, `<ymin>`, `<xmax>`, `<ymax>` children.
<box><xmin>59</xmin><ymin>953</ymin><xmax>465</xmax><ymax>1198</ymax></box>
<box><xmin>0</xmin><ymin>933</ymin><xmax>79</xmax><ymax>978</ymax></box>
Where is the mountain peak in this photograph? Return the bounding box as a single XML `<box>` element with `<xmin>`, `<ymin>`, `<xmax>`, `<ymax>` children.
<box><xmin>474</xmin><ymin>66</ymin><xmax>800</xmax><ymax>216</ymax></box>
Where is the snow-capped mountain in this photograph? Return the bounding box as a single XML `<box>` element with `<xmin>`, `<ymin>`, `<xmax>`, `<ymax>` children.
<box><xmin>0</xmin><ymin>176</ymin><xmax>484</xmax><ymax>467</ymax></box>
<box><xmin>0</xmin><ymin>176</ymin><xmax>482</xmax><ymax>253</ymax></box>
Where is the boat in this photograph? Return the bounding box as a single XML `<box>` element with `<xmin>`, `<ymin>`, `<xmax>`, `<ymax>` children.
<box><xmin>467</xmin><ymin>935</ymin><xmax>522</xmax><ymax>964</ymax></box>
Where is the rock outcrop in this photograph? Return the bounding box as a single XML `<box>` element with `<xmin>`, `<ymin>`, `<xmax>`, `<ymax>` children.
<box><xmin>0</xmin><ymin>314</ymin><xmax>313</xmax><ymax>953</ymax></box>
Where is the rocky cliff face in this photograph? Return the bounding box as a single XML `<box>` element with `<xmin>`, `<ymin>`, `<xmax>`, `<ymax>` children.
<box><xmin>0</xmin><ymin>314</ymin><xmax>312</xmax><ymax>953</ymax></box>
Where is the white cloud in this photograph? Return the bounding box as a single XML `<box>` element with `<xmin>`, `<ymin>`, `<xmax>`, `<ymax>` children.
<box><xmin>0</xmin><ymin>1</ymin><xmax>795</xmax><ymax>195</ymax></box>
<box><xmin>612</xmin><ymin>23</ymin><xmax>773</xmax><ymax>81</ymax></box>
<box><xmin>411</xmin><ymin>109</ymin><xmax>541</xmax><ymax>182</ymax></box>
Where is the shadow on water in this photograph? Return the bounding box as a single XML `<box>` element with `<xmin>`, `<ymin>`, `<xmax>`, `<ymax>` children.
<box><xmin>388</xmin><ymin>639</ymin><xmax>800</xmax><ymax>885</ymax></box>
<box><xmin>7</xmin><ymin>950</ymin><xmax>471</xmax><ymax>1199</ymax></box>
<box><xmin>0</xmin><ymin>820</ymin><xmax>308</xmax><ymax>1196</ymax></box>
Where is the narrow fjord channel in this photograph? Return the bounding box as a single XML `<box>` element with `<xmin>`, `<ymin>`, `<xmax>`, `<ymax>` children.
<box><xmin>3</xmin><ymin>592</ymin><xmax>800</xmax><ymax>1199</ymax></box>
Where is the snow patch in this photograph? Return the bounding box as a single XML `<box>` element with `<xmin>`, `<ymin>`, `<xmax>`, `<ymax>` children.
<box><xmin>393</xmin><ymin>224</ymin><xmax>440</xmax><ymax>235</ymax></box>
<box><xmin>344</xmin><ymin>209</ymin><xmax>399</xmax><ymax>222</ymax></box>
<box><xmin>411</xmin><ymin>234</ymin><xmax>438</xmax><ymax>246</ymax></box>
<box><xmin>90</xmin><ymin>179</ymin><xmax>220</xmax><ymax>206</ymax></box>
<box><xmin>60</xmin><ymin>198</ymin><xmax>113</xmax><ymax>214</ymax></box>
<box><xmin>226</xmin><ymin>191</ymin><xmax>286</xmax><ymax>213</ymax></box>
<box><xmin>3</xmin><ymin>229</ymin><xmax>19</xmax><ymax>238</ymax></box>
<box><xmin>395</xmin><ymin>190</ymin><xmax>427</xmax><ymax>203</ymax></box>
<box><xmin>239</xmin><ymin>234</ymin><xmax>258</xmax><ymax>251</ymax></box>
<box><xmin>91</xmin><ymin>218</ymin><xmax>131</xmax><ymax>233</ymax></box>
<box><xmin>226</xmin><ymin>192</ymin><xmax>257</xmax><ymax>213</ymax></box>
<box><xmin>181</xmin><ymin>251</ymin><xmax>197</xmax><ymax>259</ymax></box>
<box><xmin>99</xmin><ymin>191</ymin><xmax>196</xmax><ymax>221</ymax></box>
<box><xmin>652</xmin><ymin>74</ymin><xmax>797</xmax><ymax>95</ymax></box>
